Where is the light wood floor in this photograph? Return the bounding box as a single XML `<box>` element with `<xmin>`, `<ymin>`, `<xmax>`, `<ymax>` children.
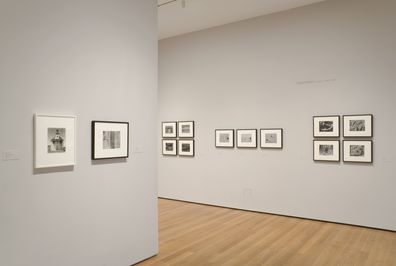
<box><xmin>136</xmin><ymin>198</ymin><xmax>396</xmax><ymax>266</ymax></box>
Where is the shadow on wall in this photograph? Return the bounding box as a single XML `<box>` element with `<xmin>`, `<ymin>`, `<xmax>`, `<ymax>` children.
<box><xmin>33</xmin><ymin>165</ymin><xmax>74</xmax><ymax>175</ymax></box>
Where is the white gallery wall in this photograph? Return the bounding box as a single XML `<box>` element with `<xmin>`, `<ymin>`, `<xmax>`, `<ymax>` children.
<box><xmin>0</xmin><ymin>0</ymin><xmax>158</xmax><ymax>265</ymax></box>
<box><xmin>158</xmin><ymin>0</ymin><xmax>396</xmax><ymax>231</ymax></box>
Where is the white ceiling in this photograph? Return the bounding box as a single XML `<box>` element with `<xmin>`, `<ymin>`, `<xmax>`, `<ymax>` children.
<box><xmin>158</xmin><ymin>0</ymin><xmax>326</xmax><ymax>40</ymax></box>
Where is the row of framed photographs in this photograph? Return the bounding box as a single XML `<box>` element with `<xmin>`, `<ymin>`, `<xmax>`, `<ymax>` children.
<box><xmin>162</xmin><ymin>139</ymin><xmax>194</xmax><ymax>156</ymax></box>
<box><xmin>215</xmin><ymin>129</ymin><xmax>283</xmax><ymax>149</ymax></box>
<box><xmin>34</xmin><ymin>114</ymin><xmax>130</xmax><ymax>169</ymax></box>
<box><xmin>162</xmin><ymin>121</ymin><xmax>194</xmax><ymax>138</ymax></box>
<box><xmin>313</xmin><ymin>140</ymin><xmax>372</xmax><ymax>163</ymax></box>
<box><xmin>313</xmin><ymin>114</ymin><xmax>373</xmax><ymax>138</ymax></box>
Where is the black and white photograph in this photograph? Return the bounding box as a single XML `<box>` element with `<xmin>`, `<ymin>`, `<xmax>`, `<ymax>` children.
<box><xmin>343</xmin><ymin>115</ymin><xmax>373</xmax><ymax>137</ymax></box>
<box><xmin>350</xmin><ymin>145</ymin><xmax>365</xmax><ymax>156</ymax></box>
<box><xmin>260</xmin><ymin>128</ymin><xmax>283</xmax><ymax>149</ymax></box>
<box><xmin>92</xmin><ymin>121</ymin><xmax>129</xmax><ymax>160</ymax></box>
<box><xmin>162</xmin><ymin>139</ymin><xmax>177</xmax><ymax>156</ymax></box>
<box><xmin>34</xmin><ymin>114</ymin><xmax>76</xmax><ymax>168</ymax></box>
<box><xmin>103</xmin><ymin>131</ymin><xmax>120</xmax><ymax>149</ymax></box>
<box><xmin>319</xmin><ymin>144</ymin><xmax>333</xmax><ymax>156</ymax></box>
<box><xmin>178</xmin><ymin>121</ymin><xmax>194</xmax><ymax>138</ymax></box>
<box><xmin>215</xmin><ymin>129</ymin><xmax>234</xmax><ymax>148</ymax></box>
<box><xmin>47</xmin><ymin>128</ymin><xmax>66</xmax><ymax>153</ymax></box>
<box><xmin>343</xmin><ymin>140</ymin><xmax>372</xmax><ymax>163</ymax></box>
<box><xmin>162</xmin><ymin>121</ymin><xmax>177</xmax><ymax>138</ymax></box>
<box><xmin>236</xmin><ymin>129</ymin><xmax>257</xmax><ymax>148</ymax></box>
<box><xmin>313</xmin><ymin>140</ymin><xmax>340</xmax><ymax>162</ymax></box>
<box><xmin>313</xmin><ymin>116</ymin><xmax>340</xmax><ymax>138</ymax></box>
<box><xmin>178</xmin><ymin>139</ymin><xmax>194</xmax><ymax>156</ymax></box>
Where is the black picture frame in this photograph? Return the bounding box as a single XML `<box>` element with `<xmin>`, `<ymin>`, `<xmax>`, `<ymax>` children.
<box><xmin>343</xmin><ymin>114</ymin><xmax>373</xmax><ymax>138</ymax></box>
<box><xmin>162</xmin><ymin>121</ymin><xmax>177</xmax><ymax>138</ymax></box>
<box><xmin>215</xmin><ymin>129</ymin><xmax>234</xmax><ymax>148</ymax></box>
<box><xmin>178</xmin><ymin>121</ymin><xmax>195</xmax><ymax>138</ymax></box>
<box><xmin>260</xmin><ymin>128</ymin><xmax>283</xmax><ymax>149</ymax></box>
<box><xmin>236</xmin><ymin>129</ymin><xmax>257</xmax><ymax>148</ymax></box>
<box><xmin>343</xmin><ymin>140</ymin><xmax>373</xmax><ymax>163</ymax></box>
<box><xmin>313</xmin><ymin>140</ymin><xmax>340</xmax><ymax>162</ymax></box>
<box><xmin>91</xmin><ymin>121</ymin><xmax>129</xmax><ymax>160</ymax></box>
<box><xmin>313</xmin><ymin>115</ymin><xmax>340</xmax><ymax>138</ymax></box>
<box><xmin>162</xmin><ymin>139</ymin><xmax>177</xmax><ymax>156</ymax></box>
<box><xmin>178</xmin><ymin>139</ymin><xmax>194</xmax><ymax>157</ymax></box>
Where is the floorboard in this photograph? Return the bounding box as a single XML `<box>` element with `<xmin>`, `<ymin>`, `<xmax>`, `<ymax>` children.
<box><xmin>136</xmin><ymin>198</ymin><xmax>396</xmax><ymax>266</ymax></box>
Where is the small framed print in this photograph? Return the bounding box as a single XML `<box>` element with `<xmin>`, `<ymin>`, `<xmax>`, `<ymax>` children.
<box><xmin>92</xmin><ymin>121</ymin><xmax>129</xmax><ymax>160</ymax></box>
<box><xmin>236</xmin><ymin>129</ymin><xmax>257</xmax><ymax>148</ymax></box>
<box><xmin>313</xmin><ymin>140</ymin><xmax>340</xmax><ymax>162</ymax></box>
<box><xmin>34</xmin><ymin>114</ymin><xmax>76</xmax><ymax>168</ymax></box>
<box><xmin>313</xmin><ymin>116</ymin><xmax>340</xmax><ymax>138</ymax></box>
<box><xmin>260</xmin><ymin>128</ymin><xmax>283</xmax><ymax>149</ymax></box>
<box><xmin>178</xmin><ymin>121</ymin><xmax>194</xmax><ymax>138</ymax></box>
<box><xmin>162</xmin><ymin>122</ymin><xmax>177</xmax><ymax>138</ymax></box>
<box><xmin>343</xmin><ymin>140</ymin><xmax>372</xmax><ymax>163</ymax></box>
<box><xmin>162</xmin><ymin>139</ymin><xmax>177</xmax><ymax>156</ymax></box>
<box><xmin>343</xmin><ymin>114</ymin><xmax>373</xmax><ymax>138</ymax></box>
<box><xmin>215</xmin><ymin>129</ymin><xmax>234</xmax><ymax>148</ymax></box>
<box><xmin>178</xmin><ymin>139</ymin><xmax>194</xmax><ymax>156</ymax></box>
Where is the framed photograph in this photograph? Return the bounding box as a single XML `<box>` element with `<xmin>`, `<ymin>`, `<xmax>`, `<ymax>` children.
<box><xmin>92</xmin><ymin>121</ymin><xmax>129</xmax><ymax>160</ymax></box>
<box><xmin>34</xmin><ymin>114</ymin><xmax>76</xmax><ymax>168</ymax></box>
<box><xmin>343</xmin><ymin>140</ymin><xmax>373</xmax><ymax>163</ymax></box>
<box><xmin>260</xmin><ymin>128</ymin><xmax>283</xmax><ymax>149</ymax></box>
<box><xmin>162</xmin><ymin>121</ymin><xmax>177</xmax><ymax>138</ymax></box>
<box><xmin>236</xmin><ymin>129</ymin><xmax>257</xmax><ymax>148</ymax></box>
<box><xmin>178</xmin><ymin>121</ymin><xmax>194</xmax><ymax>138</ymax></box>
<box><xmin>313</xmin><ymin>140</ymin><xmax>340</xmax><ymax>162</ymax></box>
<box><xmin>343</xmin><ymin>114</ymin><xmax>373</xmax><ymax>137</ymax></box>
<box><xmin>178</xmin><ymin>139</ymin><xmax>194</xmax><ymax>156</ymax></box>
<box><xmin>162</xmin><ymin>139</ymin><xmax>177</xmax><ymax>156</ymax></box>
<box><xmin>313</xmin><ymin>115</ymin><xmax>340</xmax><ymax>138</ymax></box>
<box><xmin>215</xmin><ymin>129</ymin><xmax>234</xmax><ymax>148</ymax></box>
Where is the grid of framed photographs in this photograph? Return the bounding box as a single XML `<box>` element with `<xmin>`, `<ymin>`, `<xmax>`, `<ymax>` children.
<box><xmin>161</xmin><ymin>121</ymin><xmax>195</xmax><ymax>157</ymax></box>
<box><xmin>313</xmin><ymin>114</ymin><xmax>373</xmax><ymax>163</ymax></box>
<box><xmin>215</xmin><ymin>128</ymin><xmax>284</xmax><ymax>150</ymax></box>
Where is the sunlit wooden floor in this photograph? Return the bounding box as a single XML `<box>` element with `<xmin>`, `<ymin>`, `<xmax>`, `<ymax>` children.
<box><xmin>136</xmin><ymin>198</ymin><xmax>396</xmax><ymax>266</ymax></box>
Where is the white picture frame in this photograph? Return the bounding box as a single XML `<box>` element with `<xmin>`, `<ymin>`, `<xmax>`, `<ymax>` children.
<box><xmin>162</xmin><ymin>139</ymin><xmax>177</xmax><ymax>156</ymax></box>
<box><xmin>343</xmin><ymin>140</ymin><xmax>372</xmax><ymax>163</ymax></box>
<box><xmin>236</xmin><ymin>129</ymin><xmax>257</xmax><ymax>148</ymax></box>
<box><xmin>162</xmin><ymin>121</ymin><xmax>177</xmax><ymax>138</ymax></box>
<box><xmin>313</xmin><ymin>140</ymin><xmax>340</xmax><ymax>162</ymax></box>
<box><xmin>178</xmin><ymin>121</ymin><xmax>194</xmax><ymax>138</ymax></box>
<box><xmin>260</xmin><ymin>128</ymin><xmax>283</xmax><ymax>149</ymax></box>
<box><xmin>34</xmin><ymin>114</ymin><xmax>76</xmax><ymax>168</ymax></box>
<box><xmin>313</xmin><ymin>115</ymin><xmax>340</xmax><ymax>138</ymax></box>
<box><xmin>178</xmin><ymin>139</ymin><xmax>194</xmax><ymax>156</ymax></box>
<box><xmin>343</xmin><ymin>114</ymin><xmax>373</xmax><ymax>138</ymax></box>
<box><xmin>215</xmin><ymin>129</ymin><xmax>234</xmax><ymax>148</ymax></box>
<box><xmin>91</xmin><ymin>121</ymin><xmax>129</xmax><ymax>160</ymax></box>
